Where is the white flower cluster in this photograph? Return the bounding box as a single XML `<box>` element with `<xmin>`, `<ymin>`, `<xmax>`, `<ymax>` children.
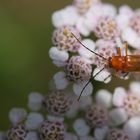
<box><xmin>1</xmin><ymin>1</ymin><xmax>140</xmax><ymax>140</ymax></box>
<box><xmin>49</xmin><ymin>0</ymin><xmax>140</xmax><ymax>98</ymax></box>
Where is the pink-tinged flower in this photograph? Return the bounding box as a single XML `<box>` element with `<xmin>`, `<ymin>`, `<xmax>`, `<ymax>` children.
<box><xmin>93</xmin><ymin>16</ymin><xmax>120</xmax><ymax>40</ymax></box>
<box><xmin>85</xmin><ymin>104</ymin><xmax>108</xmax><ymax>128</ymax></box>
<box><xmin>38</xmin><ymin>120</ymin><xmax>65</xmax><ymax>140</ymax></box>
<box><xmin>95</xmin><ymin>39</ymin><xmax>116</xmax><ymax>68</ymax></box>
<box><xmin>112</xmin><ymin>82</ymin><xmax>140</xmax><ymax>121</ymax></box>
<box><xmin>65</xmin><ymin>56</ymin><xmax>92</xmax><ymax>82</ymax></box>
<box><xmin>7</xmin><ymin>124</ymin><xmax>28</xmax><ymax>140</ymax></box>
<box><xmin>76</xmin><ymin>3</ymin><xmax>117</xmax><ymax>36</ymax></box>
<box><xmin>52</xmin><ymin>6</ymin><xmax>79</xmax><ymax>28</ymax></box>
<box><xmin>43</xmin><ymin>91</ymin><xmax>72</xmax><ymax>116</ymax></box>
<box><xmin>117</xmin><ymin>6</ymin><xmax>140</xmax><ymax>49</ymax></box>
<box><xmin>52</xmin><ymin>1</ymin><xmax>117</xmax><ymax>36</ymax></box>
<box><xmin>100</xmin><ymin>85</ymin><xmax>140</xmax><ymax>127</ymax></box>
<box><xmin>73</xmin><ymin>0</ymin><xmax>100</xmax><ymax>15</ymax></box>
<box><xmin>107</xmin><ymin>128</ymin><xmax>130</xmax><ymax>140</ymax></box>
<box><xmin>52</xmin><ymin>25</ymin><xmax>81</xmax><ymax>52</ymax></box>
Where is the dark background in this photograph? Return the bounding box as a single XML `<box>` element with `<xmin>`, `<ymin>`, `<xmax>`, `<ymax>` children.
<box><xmin>0</xmin><ymin>0</ymin><xmax>139</xmax><ymax>130</ymax></box>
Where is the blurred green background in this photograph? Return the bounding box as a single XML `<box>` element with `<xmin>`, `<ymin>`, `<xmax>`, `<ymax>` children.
<box><xmin>0</xmin><ymin>0</ymin><xmax>139</xmax><ymax>130</ymax></box>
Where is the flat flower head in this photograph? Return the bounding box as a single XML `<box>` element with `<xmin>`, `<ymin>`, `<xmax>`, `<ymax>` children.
<box><xmin>43</xmin><ymin>91</ymin><xmax>72</xmax><ymax>116</ymax></box>
<box><xmin>65</xmin><ymin>56</ymin><xmax>92</xmax><ymax>83</ymax></box>
<box><xmin>38</xmin><ymin>120</ymin><xmax>65</xmax><ymax>140</ymax></box>
<box><xmin>85</xmin><ymin>104</ymin><xmax>108</xmax><ymax>128</ymax></box>
<box><xmin>7</xmin><ymin>124</ymin><xmax>28</xmax><ymax>140</ymax></box>
<box><xmin>52</xmin><ymin>25</ymin><xmax>81</xmax><ymax>52</ymax></box>
<box><xmin>93</xmin><ymin>16</ymin><xmax>120</xmax><ymax>40</ymax></box>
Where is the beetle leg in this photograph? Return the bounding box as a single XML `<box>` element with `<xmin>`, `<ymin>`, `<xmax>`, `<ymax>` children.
<box><xmin>124</xmin><ymin>41</ymin><xmax>128</xmax><ymax>56</ymax></box>
<box><xmin>123</xmin><ymin>72</ymin><xmax>129</xmax><ymax>79</ymax></box>
<box><xmin>117</xmin><ymin>47</ymin><xmax>121</xmax><ymax>56</ymax></box>
<box><xmin>103</xmin><ymin>74</ymin><xmax>112</xmax><ymax>82</ymax></box>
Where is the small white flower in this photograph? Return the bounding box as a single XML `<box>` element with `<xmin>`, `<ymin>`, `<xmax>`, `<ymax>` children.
<box><xmin>66</xmin><ymin>96</ymin><xmax>80</xmax><ymax>118</ymax></box>
<box><xmin>96</xmin><ymin>89</ymin><xmax>112</xmax><ymax>109</ymax></box>
<box><xmin>76</xmin><ymin>17</ymin><xmax>91</xmax><ymax>36</ymax></box>
<box><xmin>9</xmin><ymin>108</ymin><xmax>27</xmax><ymax>125</ymax></box>
<box><xmin>28</xmin><ymin>92</ymin><xmax>43</xmax><ymax>111</ymax></box>
<box><xmin>129</xmin><ymin>81</ymin><xmax>140</xmax><ymax>97</ymax></box>
<box><xmin>25</xmin><ymin>112</ymin><xmax>44</xmax><ymax>130</ymax></box>
<box><xmin>25</xmin><ymin>131</ymin><xmax>39</xmax><ymax>140</ymax></box>
<box><xmin>49</xmin><ymin>47</ymin><xmax>69</xmax><ymax>62</ymax></box>
<box><xmin>93</xmin><ymin>68</ymin><xmax>111</xmax><ymax>83</ymax></box>
<box><xmin>119</xmin><ymin>5</ymin><xmax>133</xmax><ymax>15</ymax></box>
<box><xmin>52</xmin><ymin>6</ymin><xmax>78</xmax><ymax>28</ymax></box>
<box><xmin>113</xmin><ymin>85</ymin><xmax>140</xmax><ymax>117</ymax></box>
<box><xmin>53</xmin><ymin>71</ymin><xmax>69</xmax><ymax>90</ymax></box>
<box><xmin>73</xmin><ymin>118</ymin><xmax>90</xmax><ymax>136</ymax></box>
<box><xmin>73</xmin><ymin>81</ymin><xmax>93</xmax><ymax>97</ymax></box>
<box><xmin>122</xmin><ymin>27</ymin><xmax>140</xmax><ymax>49</ymax></box>
<box><xmin>109</xmin><ymin>108</ymin><xmax>128</xmax><ymax>126</ymax></box>
<box><xmin>78</xmin><ymin>95</ymin><xmax>93</xmax><ymax>110</ymax></box>
<box><xmin>78</xmin><ymin>39</ymin><xmax>96</xmax><ymax>59</ymax></box>
<box><xmin>64</xmin><ymin>132</ymin><xmax>78</xmax><ymax>140</ymax></box>
<box><xmin>123</xmin><ymin>117</ymin><xmax>140</xmax><ymax>140</ymax></box>
<box><xmin>112</xmin><ymin>87</ymin><xmax>127</xmax><ymax>107</ymax></box>
<box><xmin>94</xmin><ymin>126</ymin><xmax>109</xmax><ymax>140</ymax></box>
<box><xmin>102</xmin><ymin>4</ymin><xmax>117</xmax><ymax>17</ymax></box>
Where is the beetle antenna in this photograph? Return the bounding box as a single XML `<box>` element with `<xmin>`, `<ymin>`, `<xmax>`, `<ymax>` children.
<box><xmin>77</xmin><ymin>67</ymin><xmax>105</xmax><ymax>101</ymax></box>
<box><xmin>77</xmin><ymin>80</ymin><xmax>91</xmax><ymax>101</ymax></box>
<box><xmin>71</xmin><ymin>33</ymin><xmax>107</xmax><ymax>61</ymax></box>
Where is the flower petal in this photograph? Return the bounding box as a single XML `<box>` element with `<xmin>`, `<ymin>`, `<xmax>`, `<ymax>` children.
<box><xmin>123</xmin><ymin>117</ymin><xmax>140</xmax><ymax>140</ymax></box>
<box><xmin>112</xmin><ymin>87</ymin><xmax>127</xmax><ymax>107</ymax></box>
<box><xmin>53</xmin><ymin>71</ymin><xmax>69</xmax><ymax>90</ymax></box>
<box><xmin>109</xmin><ymin>108</ymin><xmax>128</xmax><ymax>126</ymax></box>
<box><xmin>96</xmin><ymin>89</ymin><xmax>112</xmax><ymax>109</ymax></box>
<box><xmin>73</xmin><ymin>118</ymin><xmax>90</xmax><ymax>136</ymax></box>
<box><xmin>73</xmin><ymin>81</ymin><xmax>93</xmax><ymax>97</ymax></box>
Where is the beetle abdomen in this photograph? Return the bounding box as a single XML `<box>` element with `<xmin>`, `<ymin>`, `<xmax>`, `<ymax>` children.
<box><xmin>124</xmin><ymin>55</ymin><xmax>140</xmax><ymax>72</ymax></box>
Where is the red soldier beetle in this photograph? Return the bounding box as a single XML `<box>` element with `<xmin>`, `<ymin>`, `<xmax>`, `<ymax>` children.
<box><xmin>71</xmin><ymin>33</ymin><xmax>140</xmax><ymax>101</ymax></box>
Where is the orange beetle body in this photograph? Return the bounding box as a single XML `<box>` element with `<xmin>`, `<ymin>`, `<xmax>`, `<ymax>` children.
<box><xmin>109</xmin><ymin>55</ymin><xmax>140</xmax><ymax>73</ymax></box>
